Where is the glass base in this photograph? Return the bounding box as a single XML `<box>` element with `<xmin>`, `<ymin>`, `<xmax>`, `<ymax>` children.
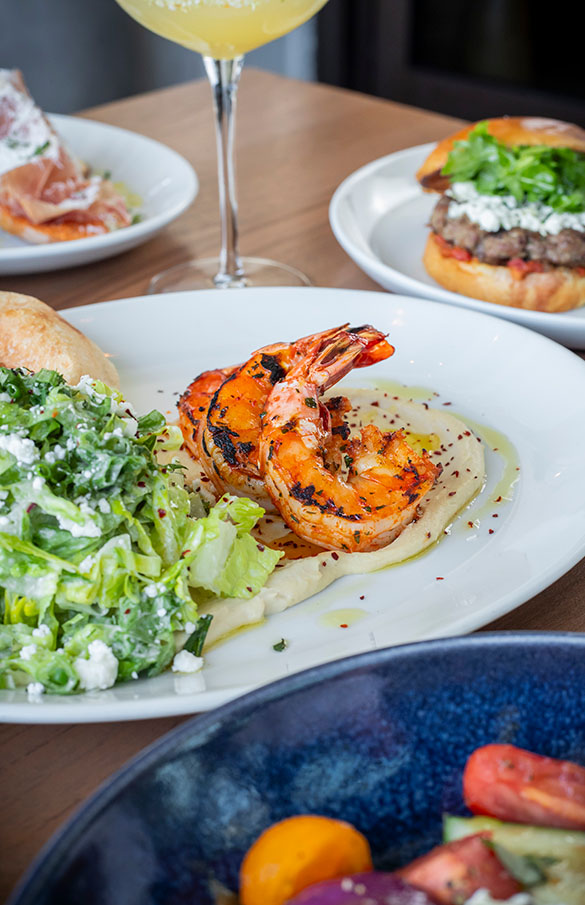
<box><xmin>148</xmin><ymin>257</ymin><xmax>312</xmax><ymax>293</ymax></box>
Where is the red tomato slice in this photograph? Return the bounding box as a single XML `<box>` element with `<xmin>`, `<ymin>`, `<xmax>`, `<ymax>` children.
<box><xmin>463</xmin><ymin>744</ymin><xmax>585</xmax><ymax>830</ymax></box>
<box><xmin>434</xmin><ymin>234</ymin><xmax>472</xmax><ymax>262</ymax></box>
<box><xmin>397</xmin><ymin>834</ymin><xmax>521</xmax><ymax>904</ymax></box>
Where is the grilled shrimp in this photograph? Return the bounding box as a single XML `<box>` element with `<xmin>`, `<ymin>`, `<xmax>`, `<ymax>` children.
<box><xmin>178</xmin><ymin>366</ymin><xmax>235</xmax><ymax>458</ymax></box>
<box><xmin>258</xmin><ymin>330</ymin><xmax>441</xmax><ymax>553</ymax></box>
<box><xmin>179</xmin><ymin>325</ymin><xmax>392</xmax><ymax>509</ymax></box>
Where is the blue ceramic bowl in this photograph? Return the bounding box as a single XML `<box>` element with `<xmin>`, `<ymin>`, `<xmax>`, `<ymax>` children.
<box><xmin>9</xmin><ymin>632</ymin><xmax>585</xmax><ymax>905</ymax></box>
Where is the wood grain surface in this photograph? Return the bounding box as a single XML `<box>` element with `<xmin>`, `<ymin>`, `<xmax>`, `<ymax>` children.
<box><xmin>1</xmin><ymin>70</ymin><xmax>584</xmax><ymax>901</ymax></box>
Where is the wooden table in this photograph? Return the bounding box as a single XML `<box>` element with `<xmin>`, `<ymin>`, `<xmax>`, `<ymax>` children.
<box><xmin>2</xmin><ymin>70</ymin><xmax>585</xmax><ymax>901</ymax></box>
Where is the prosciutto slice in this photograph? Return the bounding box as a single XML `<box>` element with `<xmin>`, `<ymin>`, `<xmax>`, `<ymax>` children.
<box><xmin>0</xmin><ymin>69</ymin><xmax>131</xmax><ymax>238</ymax></box>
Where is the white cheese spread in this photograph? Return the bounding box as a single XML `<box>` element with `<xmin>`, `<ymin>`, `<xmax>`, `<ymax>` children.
<box><xmin>446</xmin><ymin>181</ymin><xmax>585</xmax><ymax>236</ymax></box>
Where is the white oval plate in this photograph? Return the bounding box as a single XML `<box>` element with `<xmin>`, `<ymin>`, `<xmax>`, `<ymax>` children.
<box><xmin>2</xmin><ymin>287</ymin><xmax>585</xmax><ymax>722</ymax></box>
<box><xmin>0</xmin><ymin>115</ymin><xmax>198</xmax><ymax>275</ymax></box>
<box><xmin>330</xmin><ymin>144</ymin><xmax>585</xmax><ymax>349</ymax></box>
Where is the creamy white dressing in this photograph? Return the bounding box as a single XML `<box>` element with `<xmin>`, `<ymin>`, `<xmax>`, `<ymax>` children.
<box><xmin>0</xmin><ymin>69</ymin><xmax>60</xmax><ymax>177</ymax></box>
<box><xmin>446</xmin><ymin>181</ymin><xmax>585</xmax><ymax>236</ymax></box>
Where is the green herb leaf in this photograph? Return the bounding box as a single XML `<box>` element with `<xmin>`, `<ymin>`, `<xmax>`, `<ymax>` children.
<box><xmin>33</xmin><ymin>140</ymin><xmax>50</xmax><ymax>157</ymax></box>
<box><xmin>442</xmin><ymin>121</ymin><xmax>585</xmax><ymax>212</ymax></box>
<box><xmin>183</xmin><ymin>614</ymin><xmax>213</xmax><ymax>656</ymax></box>
<box><xmin>272</xmin><ymin>638</ymin><xmax>288</xmax><ymax>652</ymax></box>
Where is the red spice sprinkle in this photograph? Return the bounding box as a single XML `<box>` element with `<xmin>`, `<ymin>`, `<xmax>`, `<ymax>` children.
<box><xmin>494</xmin><ymin>495</ymin><xmax>502</xmax><ymax>503</ymax></box>
<box><xmin>138</xmin><ymin>481</ymin><xmax>146</xmax><ymax>488</ymax></box>
<box><xmin>489</xmin><ymin>529</ymin><xmax>494</xmax><ymax>534</ymax></box>
<box><xmin>256</xmin><ymin>544</ymin><xmax>265</xmax><ymax>552</ymax></box>
<box><xmin>181</xmin><ymin>550</ymin><xmax>191</xmax><ymax>557</ymax></box>
<box><xmin>359</xmin><ymin>595</ymin><xmax>365</xmax><ymax>600</ymax></box>
<box><xmin>340</xmin><ymin>623</ymin><xmax>349</xmax><ymax>629</ymax></box>
<box><xmin>436</xmin><ymin>576</ymin><xmax>444</xmax><ymax>580</ymax></box>
<box><xmin>467</xmin><ymin>521</ymin><xmax>474</xmax><ymax>527</ymax></box>
<box><xmin>322</xmin><ymin>562</ymin><xmax>327</xmax><ymax>567</ymax></box>
<box><xmin>246</xmin><ymin>586</ymin><xmax>253</xmax><ymax>593</ymax></box>
<box><xmin>157</xmin><ymin>508</ymin><xmax>167</xmax><ymax>518</ymax></box>
<box><xmin>331</xmin><ymin>552</ymin><xmax>339</xmax><ymax>561</ymax></box>
<box><xmin>448</xmin><ymin>491</ymin><xmax>456</xmax><ymax>497</ymax></box>
<box><xmin>492</xmin><ymin>513</ymin><xmax>499</xmax><ymax>518</ymax></box>
<box><xmin>442</xmin><ymin>402</ymin><xmax>452</xmax><ymax>406</ymax></box>
<box><xmin>124</xmin><ymin>608</ymin><xmax>131</xmax><ymax>614</ymax></box>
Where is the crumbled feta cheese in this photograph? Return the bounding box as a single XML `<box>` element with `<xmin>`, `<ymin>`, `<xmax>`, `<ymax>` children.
<box><xmin>131</xmin><ymin>670</ymin><xmax>138</xmax><ymax>680</ymax></box>
<box><xmin>144</xmin><ymin>583</ymin><xmax>165</xmax><ymax>598</ymax></box>
<box><xmin>112</xmin><ymin>398</ymin><xmax>138</xmax><ymax>419</ymax></box>
<box><xmin>120</xmin><ymin>416</ymin><xmax>138</xmax><ymax>438</ymax></box>
<box><xmin>74</xmin><ymin>640</ymin><xmax>119</xmax><ymax>691</ymax></box>
<box><xmin>74</xmin><ymin>375</ymin><xmax>104</xmax><ymax>399</ymax></box>
<box><xmin>97</xmin><ymin>498</ymin><xmax>110</xmax><ymax>514</ymax></box>
<box><xmin>184</xmin><ymin>621</ymin><xmax>196</xmax><ymax>634</ymax></box>
<box><xmin>20</xmin><ymin>644</ymin><xmax>37</xmax><ymax>661</ymax></box>
<box><xmin>0</xmin><ymin>433</ymin><xmax>38</xmax><ymax>465</ymax></box>
<box><xmin>32</xmin><ymin>624</ymin><xmax>52</xmax><ymax>639</ymax></box>
<box><xmin>26</xmin><ymin>682</ymin><xmax>45</xmax><ymax>702</ymax></box>
<box><xmin>172</xmin><ymin>650</ymin><xmax>204</xmax><ymax>673</ymax></box>
<box><xmin>44</xmin><ymin>444</ymin><xmax>67</xmax><ymax>465</ymax></box>
<box><xmin>157</xmin><ymin>607</ymin><xmax>167</xmax><ymax>617</ymax></box>
<box><xmin>32</xmin><ymin>476</ymin><xmax>45</xmax><ymax>492</ymax></box>
<box><xmin>0</xmin><ymin>392</ymin><xmax>12</xmax><ymax>402</ymax></box>
<box><xmin>446</xmin><ymin>180</ymin><xmax>585</xmax><ymax>236</ymax></box>
<box><xmin>103</xmin><ymin>428</ymin><xmax>124</xmax><ymax>441</ymax></box>
<box><xmin>56</xmin><ymin>500</ymin><xmax>101</xmax><ymax>538</ymax></box>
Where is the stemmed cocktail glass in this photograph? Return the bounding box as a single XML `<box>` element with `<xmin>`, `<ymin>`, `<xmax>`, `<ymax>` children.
<box><xmin>114</xmin><ymin>0</ymin><xmax>329</xmax><ymax>291</ymax></box>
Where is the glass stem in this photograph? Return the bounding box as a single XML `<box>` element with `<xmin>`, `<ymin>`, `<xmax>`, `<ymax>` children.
<box><xmin>203</xmin><ymin>55</ymin><xmax>246</xmax><ymax>289</ymax></box>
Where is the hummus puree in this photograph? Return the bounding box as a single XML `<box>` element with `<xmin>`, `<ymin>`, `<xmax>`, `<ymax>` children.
<box><xmin>165</xmin><ymin>388</ymin><xmax>485</xmax><ymax>647</ymax></box>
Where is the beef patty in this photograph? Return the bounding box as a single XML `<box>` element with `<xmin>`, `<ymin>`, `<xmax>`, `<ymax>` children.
<box><xmin>430</xmin><ymin>195</ymin><xmax>585</xmax><ymax>268</ymax></box>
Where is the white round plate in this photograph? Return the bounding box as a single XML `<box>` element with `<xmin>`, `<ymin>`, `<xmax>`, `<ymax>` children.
<box><xmin>2</xmin><ymin>287</ymin><xmax>585</xmax><ymax>722</ymax></box>
<box><xmin>0</xmin><ymin>115</ymin><xmax>198</xmax><ymax>275</ymax></box>
<box><xmin>330</xmin><ymin>144</ymin><xmax>585</xmax><ymax>349</ymax></box>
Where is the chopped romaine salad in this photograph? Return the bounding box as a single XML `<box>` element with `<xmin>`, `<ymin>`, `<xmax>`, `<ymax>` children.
<box><xmin>0</xmin><ymin>368</ymin><xmax>281</xmax><ymax>697</ymax></box>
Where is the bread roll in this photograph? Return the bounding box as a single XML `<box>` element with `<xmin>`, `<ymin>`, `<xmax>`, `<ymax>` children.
<box><xmin>423</xmin><ymin>234</ymin><xmax>585</xmax><ymax>313</ymax></box>
<box><xmin>417</xmin><ymin>117</ymin><xmax>585</xmax><ymax>191</ymax></box>
<box><xmin>0</xmin><ymin>292</ymin><xmax>119</xmax><ymax>386</ymax></box>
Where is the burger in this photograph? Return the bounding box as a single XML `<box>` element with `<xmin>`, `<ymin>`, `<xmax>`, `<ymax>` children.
<box><xmin>417</xmin><ymin>117</ymin><xmax>585</xmax><ymax>312</ymax></box>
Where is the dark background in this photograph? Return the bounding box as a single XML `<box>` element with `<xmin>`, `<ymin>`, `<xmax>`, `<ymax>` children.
<box><xmin>318</xmin><ymin>0</ymin><xmax>585</xmax><ymax>126</ymax></box>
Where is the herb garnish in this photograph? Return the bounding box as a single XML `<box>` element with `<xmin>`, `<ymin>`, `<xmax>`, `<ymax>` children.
<box><xmin>442</xmin><ymin>121</ymin><xmax>585</xmax><ymax>213</ymax></box>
